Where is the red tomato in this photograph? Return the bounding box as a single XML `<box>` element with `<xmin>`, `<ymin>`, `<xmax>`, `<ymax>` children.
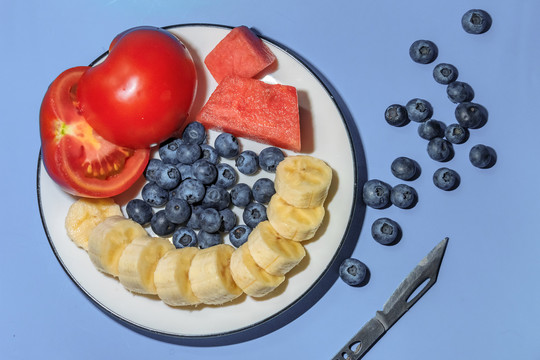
<box><xmin>77</xmin><ymin>26</ymin><xmax>198</xmax><ymax>149</ymax></box>
<box><xmin>40</xmin><ymin>66</ymin><xmax>150</xmax><ymax>198</ymax></box>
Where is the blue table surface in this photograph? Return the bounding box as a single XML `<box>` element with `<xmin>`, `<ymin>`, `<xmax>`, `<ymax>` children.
<box><xmin>3</xmin><ymin>0</ymin><xmax>540</xmax><ymax>359</ymax></box>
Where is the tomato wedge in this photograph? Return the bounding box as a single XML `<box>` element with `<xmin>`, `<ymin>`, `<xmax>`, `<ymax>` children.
<box><xmin>40</xmin><ymin>66</ymin><xmax>150</xmax><ymax>198</ymax></box>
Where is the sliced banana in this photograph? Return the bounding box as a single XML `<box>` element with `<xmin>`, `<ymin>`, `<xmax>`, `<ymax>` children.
<box><xmin>247</xmin><ymin>220</ymin><xmax>305</xmax><ymax>276</ymax></box>
<box><xmin>266</xmin><ymin>194</ymin><xmax>325</xmax><ymax>241</ymax></box>
<box><xmin>87</xmin><ymin>216</ymin><xmax>148</xmax><ymax>277</ymax></box>
<box><xmin>117</xmin><ymin>236</ymin><xmax>175</xmax><ymax>295</ymax></box>
<box><xmin>230</xmin><ymin>242</ymin><xmax>285</xmax><ymax>297</ymax></box>
<box><xmin>154</xmin><ymin>247</ymin><xmax>201</xmax><ymax>307</ymax></box>
<box><xmin>188</xmin><ymin>244</ymin><xmax>243</xmax><ymax>305</ymax></box>
<box><xmin>65</xmin><ymin>197</ymin><xmax>123</xmax><ymax>251</ymax></box>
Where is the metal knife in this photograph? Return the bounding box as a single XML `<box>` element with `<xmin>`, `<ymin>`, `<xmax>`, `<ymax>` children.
<box><xmin>333</xmin><ymin>237</ymin><xmax>449</xmax><ymax>360</ymax></box>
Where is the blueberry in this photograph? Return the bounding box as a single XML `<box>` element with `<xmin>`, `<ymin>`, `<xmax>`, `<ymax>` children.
<box><xmin>155</xmin><ymin>163</ymin><xmax>181</xmax><ymax>190</ymax></box>
<box><xmin>145</xmin><ymin>158</ymin><xmax>164</xmax><ymax>182</ymax></box>
<box><xmin>258</xmin><ymin>147</ymin><xmax>285</xmax><ymax>172</ymax></box>
<box><xmin>229</xmin><ymin>225</ymin><xmax>252</xmax><ymax>248</ymax></box>
<box><xmin>175</xmin><ymin>163</ymin><xmax>193</xmax><ymax>180</ymax></box>
<box><xmin>391</xmin><ymin>157</ymin><xmax>418</xmax><ymax>181</ymax></box>
<box><xmin>230</xmin><ymin>183</ymin><xmax>253</xmax><ymax>207</ymax></box>
<box><xmin>252</xmin><ymin>178</ymin><xmax>276</xmax><ymax>204</ymax></box>
<box><xmin>182</xmin><ymin>121</ymin><xmax>206</xmax><ymax>145</ymax></box>
<box><xmin>444</xmin><ymin>123</ymin><xmax>469</xmax><ymax>144</ymax></box>
<box><xmin>151</xmin><ymin>210</ymin><xmax>176</xmax><ymax>237</ymax></box>
<box><xmin>198</xmin><ymin>231</ymin><xmax>222</xmax><ymax>249</ymax></box>
<box><xmin>158</xmin><ymin>138</ymin><xmax>183</xmax><ymax>165</ymax></box>
<box><xmin>172</xmin><ymin>227</ymin><xmax>198</xmax><ymax>248</ymax></box>
<box><xmin>433</xmin><ymin>63</ymin><xmax>459</xmax><ymax>85</ymax></box>
<box><xmin>362</xmin><ymin>179</ymin><xmax>392</xmax><ymax>209</ymax></box>
<box><xmin>462</xmin><ymin>9</ymin><xmax>492</xmax><ymax>34</ymax></box>
<box><xmin>187</xmin><ymin>205</ymin><xmax>204</xmax><ymax>230</ymax></box>
<box><xmin>409</xmin><ymin>39</ymin><xmax>438</xmax><ymax>64</ymax></box>
<box><xmin>427</xmin><ymin>137</ymin><xmax>454</xmax><ymax>162</ymax></box>
<box><xmin>339</xmin><ymin>258</ymin><xmax>368</xmax><ymax>286</ymax></box>
<box><xmin>176</xmin><ymin>178</ymin><xmax>206</xmax><ymax>204</ymax></box>
<box><xmin>200</xmin><ymin>208</ymin><xmax>222</xmax><ymax>233</ymax></box>
<box><xmin>177</xmin><ymin>143</ymin><xmax>201</xmax><ymax>165</ymax></box>
<box><xmin>390</xmin><ymin>184</ymin><xmax>418</xmax><ymax>209</ymax></box>
<box><xmin>243</xmin><ymin>202</ymin><xmax>267</xmax><ymax>228</ymax></box>
<box><xmin>371</xmin><ymin>217</ymin><xmax>401</xmax><ymax>245</ymax></box>
<box><xmin>126</xmin><ymin>199</ymin><xmax>154</xmax><ymax>226</ymax></box>
<box><xmin>447</xmin><ymin>81</ymin><xmax>474</xmax><ymax>104</ymax></box>
<box><xmin>216</xmin><ymin>163</ymin><xmax>237</xmax><ymax>189</ymax></box>
<box><xmin>142</xmin><ymin>182</ymin><xmax>169</xmax><ymax>207</ymax></box>
<box><xmin>219</xmin><ymin>208</ymin><xmax>237</xmax><ymax>232</ymax></box>
<box><xmin>215</xmin><ymin>133</ymin><xmax>240</xmax><ymax>159</ymax></box>
<box><xmin>192</xmin><ymin>159</ymin><xmax>217</xmax><ymax>185</ymax></box>
<box><xmin>455</xmin><ymin>102</ymin><xmax>488</xmax><ymax>129</ymax></box>
<box><xmin>418</xmin><ymin>119</ymin><xmax>446</xmax><ymax>140</ymax></box>
<box><xmin>236</xmin><ymin>150</ymin><xmax>259</xmax><ymax>175</ymax></box>
<box><xmin>406</xmin><ymin>98</ymin><xmax>433</xmax><ymax>123</ymax></box>
<box><xmin>469</xmin><ymin>144</ymin><xmax>495</xmax><ymax>168</ymax></box>
<box><xmin>433</xmin><ymin>167</ymin><xmax>460</xmax><ymax>191</ymax></box>
<box><xmin>165</xmin><ymin>198</ymin><xmax>191</xmax><ymax>224</ymax></box>
<box><xmin>202</xmin><ymin>185</ymin><xmax>230</xmax><ymax>210</ymax></box>
<box><xmin>384</xmin><ymin>104</ymin><xmax>409</xmax><ymax>127</ymax></box>
<box><xmin>200</xmin><ymin>144</ymin><xmax>219</xmax><ymax>165</ymax></box>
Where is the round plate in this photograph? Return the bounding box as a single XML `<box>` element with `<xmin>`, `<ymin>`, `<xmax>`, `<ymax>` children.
<box><xmin>37</xmin><ymin>23</ymin><xmax>366</xmax><ymax>345</ymax></box>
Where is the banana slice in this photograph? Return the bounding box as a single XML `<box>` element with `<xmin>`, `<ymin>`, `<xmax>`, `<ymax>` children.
<box><xmin>247</xmin><ymin>221</ymin><xmax>305</xmax><ymax>276</ymax></box>
<box><xmin>154</xmin><ymin>247</ymin><xmax>201</xmax><ymax>307</ymax></box>
<box><xmin>230</xmin><ymin>242</ymin><xmax>285</xmax><ymax>297</ymax></box>
<box><xmin>188</xmin><ymin>244</ymin><xmax>242</xmax><ymax>305</ymax></box>
<box><xmin>274</xmin><ymin>155</ymin><xmax>332</xmax><ymax>208</ymax></box>
<box><xmin>87</xmin><ymin>216</ymin><xmax>148</xmax><ymax>277</ymax></box>
<box><xmin>65</xmin><ymin>197</ymin><xmax>123</xmax><ymax>251</ymax></box>
<box><xmin>266</xmin><ymin>194</ymin><xmax>325</xmax><ymax>241</ymax></box>
<box><xmin>118</xmin><ymin>236</ymin><xmax>175</xmax><ymax>295</ymax></box>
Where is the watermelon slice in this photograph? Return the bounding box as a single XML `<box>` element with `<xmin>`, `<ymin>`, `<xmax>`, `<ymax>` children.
<box><xmin>204</xmin><ymin>26</ymin><xmax>276</xmax><ymax>83</ymax></box>
<box><xmin>196</xmin><ymin>76</ymin><xmax>301</xmax><ymax>152</ymax></box>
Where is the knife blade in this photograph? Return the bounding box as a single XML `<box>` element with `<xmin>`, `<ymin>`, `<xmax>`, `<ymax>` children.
<box><xmin>333</xmin><ymin>237</ymin><xmax>449</xmax><ymax>360</ymax></box>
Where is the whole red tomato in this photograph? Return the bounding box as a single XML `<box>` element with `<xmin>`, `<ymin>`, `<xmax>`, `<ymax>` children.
<box><xmin>40</xmin><ymin>66</ymin><xmax>150</xmax><ymax>198</ymax></box>
<box><xmin>77</xmin><ymin>26</ymin><xmax>198</xmax><ymax>149</ymax></box>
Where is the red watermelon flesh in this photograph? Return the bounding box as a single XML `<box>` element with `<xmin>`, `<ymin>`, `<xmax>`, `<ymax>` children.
<box><xmin>204</xmin><ymin>26</ymin><xmax>276</xmax><ymax>83</ymax></box>
<box><xmin>196</xmin><ymin>76</ymin><xmax>301</xmax><ymax>152</ymax></box>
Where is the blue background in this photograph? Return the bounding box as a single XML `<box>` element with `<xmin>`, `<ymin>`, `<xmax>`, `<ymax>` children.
<box><xmin>2</xmin><ymin>0</ymin><xmax>540</xmax><ymax>359</ymax></box>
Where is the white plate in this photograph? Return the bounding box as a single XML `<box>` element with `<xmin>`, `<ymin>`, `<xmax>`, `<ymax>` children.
<box><xmin>37</xmin><ymin>23</ymin><xmax>366</xmax><ymax>345</ymax></box>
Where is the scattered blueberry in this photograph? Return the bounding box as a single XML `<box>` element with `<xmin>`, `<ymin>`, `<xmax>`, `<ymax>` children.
<box><xmin>236</xmin><ymin>150</ymin><xmax>259</xmax><ymax>175</ymax></box>
<box><xmin>258</xmin><ymin>147</ymin><xmax>285</xmax><ymax>172</ymax></box>
<box><xmin>371</xmin><ymin>218</ymin><xmax>401</xmax><ymax>245</ymax></box>
<box><xmin>165</xmin><ymin>198</ymin><xmax>191</xmax><ymax>224</ymax></box>
<box><xmin>177</xmin><ymin>143</ymin><xmax>201</xmax><ymax>165</ymax></box>
<box><xmin>151</xmin><ymin>210</ymin><xmax>176</xmax><ymax>237</ymax></box>
<box><xmin>362</xmin><ymin>179</ymin><xmax>392</xmax><ymax>209</ymax></box>
<box><xmin>462</xmin><ymin>9</ymin><xmax>492</xmax><ymax>34</ymax></box>
<box><xmin>216</xmin><ymin>163</ymin><xmax>238</xmax><ymax>189</ymax></box>
<box><xmin>145</xmin><ymin>158</ymin><xmax>164</xmax><ymax>182</ymax></box>
<box><xmin>192</xmin><ymin>159</ymin><xmax>218</xmax><ymax>185</ymax></box>
<box><xmin>339</xmin><ymin>258</ymin><xmax>368</xmax><ymax>286</ymax></box>
<box><xmin>409</xmin><ymin>39</ymin><xmax>438</xmax><ymax>64</ymax></box>
<box><xmin>202</xmin><ymin>185</ymin><xmax>231</xmax><ymax>210</ymax></box>
<box><xmin>455</xmin><ymin>102</ymin><xmax>488</xmax><ymax>129</ymax></box>
<box><xmin>198</xmin><ymin>231</ymin><xmax>222</xmax><ymax>249</ymax></box>
<box><xmin>215</xmin><ymin>133</ymin><xmax>240</xmax><ymax>159</ymax></box>
<box><xmin>469</xmin><ymin>144</ymin><xmax>495</xmax><ymax>168</ymax></box>
<box><xmin>433</xmin><ymin>63</ymin><xmax>459</xmax><ymax>85</ymax></box>
<box><xmin>142</xmin><ymin>182</ymin><xmax>169</xmax><ymax>207</ymax></box>
<box><xmin>230</xmin><ymin>183</ymin><xmax>253</xmax><ymax>207</ymax></box>
<box><xmin>155</xmin><ymin>163</ymin><xmax>181</xmax><ymax>190</ymax></box>
<box><xmin>243</xmin><ymin>202</ymin><xmax>268</xmax><ymax>228</ymax></box>
<box><xmin>444</xmin><ymin>123</ymin><xmax>469</xmax><ymax>144</ymax></box>
<box><xmin>200</xmin><ymin>144</ymin><xmax>219</xmax><ymax>165</ymax></box>
<box><xmin>447</xmin><ymin>81</ymin><xmax>474</xmax><ymax>104</ymax></box>
<box><xmin>391</xmin><ymin>157</ymin><xmax>418</xmax><ymax>181</ymax></box>
<box><xmin>390</xmin><ymin>184</ymin><xmax>418</xmax><ymax>209</ymax></box>
<box><xmin>229</xmin><ymin>225</ymin><xmax>252</xmax><ymax>248</ymax></box>
<box><xmin>159</xmin><ymin>138</ymin><xmax>182</xmax><ymax>165</ymax></box>
<box><xmin>126</xmin><ymin>199</ymin><xmax>153</xmax><ymax>226</ymax></box>
<box><xmin>418</xmin><ymin>119</ymin><xmax>446</xmax><ymax>140</ymax></box>
<box><xmin>219</xmin><ymin>208</ymin><xmax>237</xmax><ymax>232</ymax></box>
<box><xmin>176</xmin><ymin>178</ymin><xmax>205</xmax><ymax>204</ymax></box>
<box><xmin>433</xmin><ymin>167</ymin><xmax>460</xmax><ymax>191</ymax></box>
<box><xmin>384</xmin><ymin>104</ymin><xmax>409</xmax><ymax>127</ymax></box>
<box><xmin>172</xmin><ymin>227</ymin><xmax>198</xmax><ymax>248</ymax></box>
<box><xmin>252</xmin><ymin>178</ymin><xmax>276</xmax><ymax>204</ymax></box>
<box><xmin>406</xmin><ymin>98</ymin><xmax>433</xmax><ymax>123</ymax></box>
<box><xmin>200</xmin><ymin>208</ymin><xmax>222</xmax><ymax>233</ymax></box>
<box><xmin>182</xmin><ymin>121</ymin><xmax>206</xmax><ymax>145</ymax></box>
<box><xmin>427</xmin><ymin>137</ymin><xmax>454</xmax><ymax>162</ymax></box>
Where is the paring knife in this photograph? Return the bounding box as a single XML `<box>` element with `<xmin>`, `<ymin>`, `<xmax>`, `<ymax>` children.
<box><xmin>333</xmin><ymin>237</ymin><xmax>449</xmax><ymax>360</ymax></box>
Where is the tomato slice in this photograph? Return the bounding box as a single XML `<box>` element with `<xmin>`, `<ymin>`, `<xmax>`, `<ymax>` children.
<box><xmin>40</xmin><ymin>66</ymin><xmax>150</xmax><ymax>198</ymax></box>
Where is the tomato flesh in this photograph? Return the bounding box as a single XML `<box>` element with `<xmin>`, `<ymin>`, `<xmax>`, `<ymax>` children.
<box><xmin>40</xmin><ymin>66</ymin><xmax>150</xmax><ymax>198</ymax></box>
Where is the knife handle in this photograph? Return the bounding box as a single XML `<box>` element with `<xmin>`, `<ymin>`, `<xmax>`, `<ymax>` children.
<box><xmin>332</xmin><ymin>317</ymin><xmax>386</xmax><ymax>360</ymax></box>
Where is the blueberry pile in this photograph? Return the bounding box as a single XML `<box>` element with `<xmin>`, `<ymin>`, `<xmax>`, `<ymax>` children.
<box><xmin>126</xmin><ymin>121</ymin><xmax>285</xmax><ymax>250</ymax></box>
